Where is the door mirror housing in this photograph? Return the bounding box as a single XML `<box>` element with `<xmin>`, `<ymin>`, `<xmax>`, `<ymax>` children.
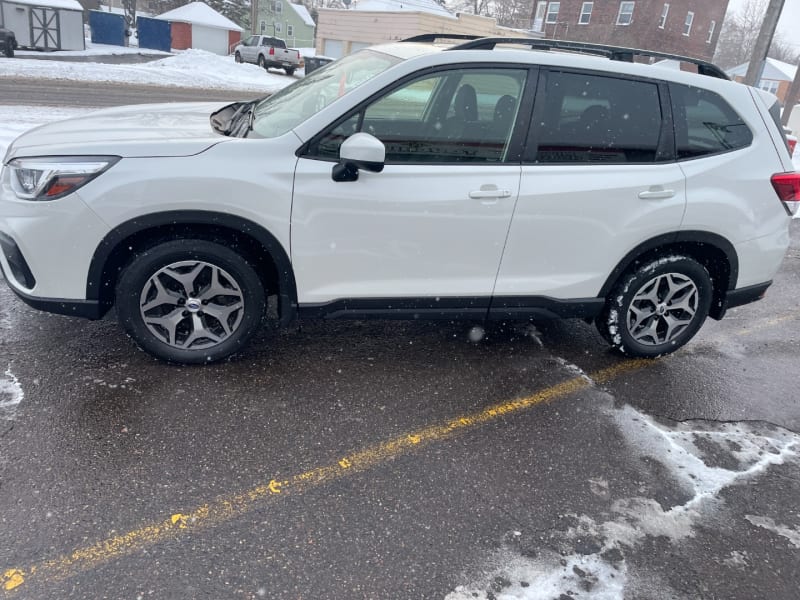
<box><xmin>332</xmin><ymin>133</ymin><xmax>385</xmax><ymax>182</ymax></box>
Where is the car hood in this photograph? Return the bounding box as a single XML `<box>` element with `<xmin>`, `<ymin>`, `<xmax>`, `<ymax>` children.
<box><xmin>5</xmin><ymin>102</ymin><xmax>232</xmax><ymax>160</ymax></box>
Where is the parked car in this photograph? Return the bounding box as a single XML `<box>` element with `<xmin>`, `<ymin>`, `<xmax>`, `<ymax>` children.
<box><xmin>233</xmin><ymin>35</ymin><xmax>301</xmax><ymax>76</ymax></box>
<box><xmin>0</xmin><ymin>27</ymin><xmax>16</xmax><ymax>58</ymax></box>
<box><xmin>1</xmin><ymin>37</ymin><xmax>797</xmax><ymax>363</ymax></box>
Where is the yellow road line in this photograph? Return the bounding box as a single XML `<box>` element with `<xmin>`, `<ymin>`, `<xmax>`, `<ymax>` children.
<box><xmin>1</xmin><ymin>359</ymin><xmax>650</xmax><ymax>594</ymax></box>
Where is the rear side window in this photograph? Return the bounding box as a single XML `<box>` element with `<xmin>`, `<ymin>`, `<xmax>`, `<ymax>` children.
<box><xmin>669</xmin><ymin>83</ymin><xmax>752</xmax><ymax>159</ymax></box>
<box><xmin>531</xmin><ymin>71</ymin><xmax>663</xmax><ymax>164</ymax></box>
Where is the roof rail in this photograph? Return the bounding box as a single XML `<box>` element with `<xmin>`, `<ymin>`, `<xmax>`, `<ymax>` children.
<box><xmin>401</xmin><ymin>34</ymin><xmax>482</xmax><ymax>44</ymax></box>
<box><xmin>445</xmin><ymin>37</ymin><xmax>729</xmax><ymax>80</ymax></box>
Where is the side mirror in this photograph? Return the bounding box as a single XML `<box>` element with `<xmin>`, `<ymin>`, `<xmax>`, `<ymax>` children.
<box><xmin>332</xmin><ymin>133</ymin><xmax>385</xmax><ymax>182</ymax></box>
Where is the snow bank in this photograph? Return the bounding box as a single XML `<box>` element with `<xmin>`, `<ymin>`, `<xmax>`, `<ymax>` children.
<box><xmin>0</xmin><ymin>49</ymin><xmax>295</xmax><ymax>93</ymax></box>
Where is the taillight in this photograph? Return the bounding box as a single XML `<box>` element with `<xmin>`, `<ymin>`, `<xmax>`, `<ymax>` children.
<box><xmin>771</xmin><ymin>172</ymin><xmax>800</xmax><ymax>216</ymax></box>
<box><xmin>789</xmin><ymin>137</ymin><xmax>797</xmax><ymax>156</ymax></box>
<box><xmin>269</xmin><ymin>47</ymin><xmax>275</xmax><ymax>55</ymax></box>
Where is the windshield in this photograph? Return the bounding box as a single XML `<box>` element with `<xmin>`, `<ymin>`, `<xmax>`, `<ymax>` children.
<box><xmin>250</xmin><ymin>49</ymin><xmax>402</xmax><ymax>138</ymax></box>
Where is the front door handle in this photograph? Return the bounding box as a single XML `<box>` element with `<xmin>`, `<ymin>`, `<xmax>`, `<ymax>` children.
<box><xmin>638</xmin><ymin>188</ymin><xmax>676</xmax><ymax>200</ymax></box>
<box><xmin>469</xmin><ymin>189</ymin><xmax>512</xmax><ymax>199</ymax></box>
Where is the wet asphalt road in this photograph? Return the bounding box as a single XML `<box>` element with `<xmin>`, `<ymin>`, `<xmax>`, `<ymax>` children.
<box><xmin>0</xmin><ymin>223</ymin><xmax>797</xmax><ymax>599</ymax></box>
<box><xmin>1</xmin><ymin>78</ymin><xmax>800</xmax><ymax>598</ymax></box>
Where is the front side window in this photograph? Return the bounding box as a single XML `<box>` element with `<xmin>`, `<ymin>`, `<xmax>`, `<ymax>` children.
<box><xmin>658</xmin><ymin>3</ymin><xmax>669</xmax><ymax>28</ymax></box>
<box><xmin>707</xmin><ymin>20</ymin><xmax>716</xmax><ymax>43</ymax></box>
<box><xmin>684</xmin><ymin>11</ymin><xmax>694</xmax><ymax>36</ymax></box>
<box><xmin>530</xmin><ymin>71</ymin><xmax>663</xmax><ymax>164</ymax></box>
<box><xmin>309</xmin><ymin>68</ymin><xmax>527</xmax><ymax>164</ymax></box>
<box><xmin>546</xmin><ymin>2</ymin><xmax>560</xmax><ymax>23</ymax></box>
<box><xmin>245</xmin><ymin>35</ymin><xmax>258</xmax><ymax>46</ymax></box>
<box><xmin>617</xmin><ymin>1</ymin><xmax>635</xmax><ymax>25</ymax></box>
<box><xmin>669</xmin><ymin>83</ymin><xmax>752</xmax><ymax>159</ymax></box>
<box><xmin>579</xmin><ymin>2</ymin><xmax>593</xmax><ymax>24</ymax></box>
<box><xmin>251</xmin><ymin>49</ymin><xmax>402</xmax><ymax>138</ymax></box>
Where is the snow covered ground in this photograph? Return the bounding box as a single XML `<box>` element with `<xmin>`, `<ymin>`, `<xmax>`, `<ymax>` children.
<box><xmin>0</xmin><ymin>48</ymin><xmax>296</xmax><ymax>93</ymax></box>
<box><xmin>16</xmin><ymin>41</ymin><xmax>170</xmax><ymax>58</ymax></box>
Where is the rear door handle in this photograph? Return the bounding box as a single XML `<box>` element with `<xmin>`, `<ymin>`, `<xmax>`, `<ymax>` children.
<box><xmin>638</xmin><ymin>188</ymin><xmax>675</xmax><ymax>200</ymax></box>
<box><xmin>469</xmin><ymin>189</ymin><xmax>512</xmax><ymax>199</ymax></box>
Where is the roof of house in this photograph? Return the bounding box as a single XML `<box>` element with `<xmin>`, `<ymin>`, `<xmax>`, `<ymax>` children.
<box><xmin>4</xmin><ymin>0</ymin><xmax>83</xmax><ymax>11</ymax></box>
<box><xmin>288</xmin><ymin>2</ymin><xmax>315</xmax><ymax>28</ymax></box>
<box><xmin>352</xmin><ymin>0</ymin><xmax>452</xmax><ymax>18</ymax></box>
<box><xmin>155</xmin><ymin>2</ymin><xmax>243</xmax><ymax>32</ymax></box>
<box><xmin>727</xmin><ymin>57</ymin><xmax>798</xmax><ymax>81</ymax></box>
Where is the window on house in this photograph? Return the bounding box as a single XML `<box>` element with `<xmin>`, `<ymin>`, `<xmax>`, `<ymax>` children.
<box><xmin>260</xmin><ymin>21</ymin><xmax>266</xmax><ymax>33</ymax></box>
<box><xmin>617</xmin><ymin>2</ymin><xmax>635</xmax><ymax>26</ymax></box>
<box><xmin>758</xmin><ymin>80</ymin><xmax>780</xmax><ymax>95</ymax></box>
<box><xmin>273</xmin><ymin>1</ymin><xmax>282</xmax><ymax>13</ymax></box>
<box><xmin>287</xmin><ymin>24</ymin><xmax>293</xmax><ymax>37</ymax></box>
<box><xmin>707</xmin><ymin>20</ymin><xmax>715</xmax><ymax>43</ymax></box>
<box><xmin>683</xmin><ymin>11</ymin><xmax>694</xmax><ymax>36</ymax></box>
<box><xmin>275</xmin><ymin>22</ymin><xmax>282</xmax><ymax>33</ymax></box>
<box><xmin>546</xmin><ymin>2</ymin><xmax>560</xmax><ymax>23</ymax></box>
<box><xmin>579</xmin><ymin>2</ymin><xmax>593</xmax><ymax>24</ymax></box>
<box><xmin>658</xmin><ymin>4</ymin><xmax>669</xmax><ymax>29</ymax></box>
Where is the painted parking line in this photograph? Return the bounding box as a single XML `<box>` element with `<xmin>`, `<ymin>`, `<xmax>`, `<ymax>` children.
<box><xmin>0</xmin><ymin>359</ymin><xmax>650</xmax><ymax>594</ymax></box>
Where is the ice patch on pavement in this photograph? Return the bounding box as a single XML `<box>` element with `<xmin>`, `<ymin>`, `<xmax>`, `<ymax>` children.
<box><xmin>744</xmin><ymin>515</ymin><xmax>800</xmax><ymax>548</ymax></box>
<box><xmin>447</xmin><ymin>404</ymin><xmax>799</xmax><ymax>599</ymax></box>
<box><xmin>0</xmin><ymin>367</ymin><xmax>24</xmax><ymax>420</ymax></box>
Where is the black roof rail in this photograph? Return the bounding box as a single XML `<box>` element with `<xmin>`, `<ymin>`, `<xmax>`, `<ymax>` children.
<box><xmin>401</xmin><ymin>34</ymin><xmax>482</xmax><ymax>44</ymax></box>
<box><xmin>445</xmin><ymin>37</ymin><xmax>729</xmax><ymax>80</ymax></box>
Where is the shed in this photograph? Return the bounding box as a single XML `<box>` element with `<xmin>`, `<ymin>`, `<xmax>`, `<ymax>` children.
<box><xmin>155</xmin><ymin>1</ymin><xmax>242</xmax><ymax>55</ymax></box>
<box><xmin>0</xmin><ymin>0</ymin><xmax>85</xmax><ymax>51</ymax></box>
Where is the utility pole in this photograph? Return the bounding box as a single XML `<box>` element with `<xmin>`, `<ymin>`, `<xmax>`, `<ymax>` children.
<box><xmin>743</xmin><ymin>0</ymin><xmax>785</xmax><ymax>86</ymax></box>
<box><xmin>251</xmin><ymin>0</ymin><xmax>259</xmax><ymax>35</ymax></box>
<box><xmin>782</xmin><ymin>61</ymin><xmax>800</xmax><ymax>126</ymax></box>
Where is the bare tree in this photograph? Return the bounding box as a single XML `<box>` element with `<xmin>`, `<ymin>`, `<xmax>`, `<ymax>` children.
<box><xmin>715</xmin><ymin>0</ymin><xmax>800</xmax><ymax>69</ymax></box>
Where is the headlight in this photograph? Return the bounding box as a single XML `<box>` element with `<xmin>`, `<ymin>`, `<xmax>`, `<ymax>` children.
<box><xmin>7</xmin><ymin>156</ymin><xmax>119</xmax><ymax>201</ymax></box>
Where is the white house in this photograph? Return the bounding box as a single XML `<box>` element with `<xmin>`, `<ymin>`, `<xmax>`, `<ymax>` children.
<box><xmin>155</xmin><ymin>2</ymin><xmax>243</xmax><ymax>55</ymax></box>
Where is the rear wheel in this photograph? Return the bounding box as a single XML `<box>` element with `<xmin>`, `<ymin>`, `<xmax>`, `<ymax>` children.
<box><xmin>597</xmin><ymin>255</ymin><xmax>712</xmax><ymax>358</ymax></box>
<box><xmin>258</xmin><ymin>55</ymin><xmax>267</xmax><ymax>70</ymax></box>
<box><xmin>284</xmin><ymin>67</ymin><xmax>295</xmax><ymax>76</ymax></box>
<box><xmin>116</xmin><ymin>239</ymin><xmax>266</xmax><ymax>364</ymax></box>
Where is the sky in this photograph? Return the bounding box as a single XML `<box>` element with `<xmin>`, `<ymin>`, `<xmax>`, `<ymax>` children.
<box><xmin>727</xmin><ymin>0</ymin><xmax>800</xmax><ymax>50</ymax></box>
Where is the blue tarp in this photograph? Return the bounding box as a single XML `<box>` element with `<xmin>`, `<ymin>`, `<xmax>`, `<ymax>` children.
<box><xmin>137</xmin><ymin>16</ymin><xmax>171</xmax><ymax>53</ymax></box>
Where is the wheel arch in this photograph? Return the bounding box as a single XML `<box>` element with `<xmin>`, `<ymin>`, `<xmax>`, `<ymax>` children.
<box><xmin>598</xmin><ymin>231</ymin><xmax>738</xmax><ymax>320</ymax></box>
<box><xmin>87</xmin><ymin>211</ymin><xmax>298</xmax><ymax>324</ymax></box>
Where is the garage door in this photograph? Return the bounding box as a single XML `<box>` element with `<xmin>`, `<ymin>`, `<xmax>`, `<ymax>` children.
<box><xmin>192</xmin><ymin>24</ymin><xmax>230</xmax><ymax>55</ymax></box>
<box><xmin>323</xmin><ymin>39</ymin><xmax>344</xmax><ymax>58</ymax></box>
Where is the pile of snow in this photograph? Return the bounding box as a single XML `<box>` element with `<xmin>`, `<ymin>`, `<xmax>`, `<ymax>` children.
<box><xmin>0</xmin><ymin>49</ymin><xmax>295</xmax><ymax>93</ymax></box>
<box><xmin>17</xmin><ymin>39</ymin><xmax>169</xmax><ymax>57</ymax></box>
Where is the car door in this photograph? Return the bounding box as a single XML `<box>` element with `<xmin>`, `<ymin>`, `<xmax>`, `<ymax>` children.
<box><xmin>241</xmin><ymin>35</ymin><xmax>258</xmax><ymax>62</ymax></box>
<box><xmin>493</xmin><ymin>69</ymin><xmax>687</xmax><ymax>306</ymax></box>
<box><xmin>292</xmin><ymin>67</ymin><xmax>532</xmax><ymax>310</ymax></box>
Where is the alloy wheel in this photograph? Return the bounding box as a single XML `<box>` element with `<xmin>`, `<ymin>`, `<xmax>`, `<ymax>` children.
<box><xmin>626</xmin><ymin>272</ymin><xmax>699</xmax><ymax>346</ymax></box>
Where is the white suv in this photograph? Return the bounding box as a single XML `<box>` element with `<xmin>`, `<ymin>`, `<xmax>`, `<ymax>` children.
<box><xmin>1</xmin><ymin>37</ymin><xmax>797</xmax><ymax>363</ymax></box>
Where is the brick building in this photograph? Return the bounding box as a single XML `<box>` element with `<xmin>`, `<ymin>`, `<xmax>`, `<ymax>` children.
<box><xmin>530</xmin><ymin>1</ymin><xmax>730</xmax><ymax>62</ymax></box>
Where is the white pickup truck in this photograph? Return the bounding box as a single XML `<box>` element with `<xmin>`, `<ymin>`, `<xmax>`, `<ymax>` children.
<box><xmin>234</xmin><ymin>35</ymin><xmax>302</xmax><ymax>76</ymax></box>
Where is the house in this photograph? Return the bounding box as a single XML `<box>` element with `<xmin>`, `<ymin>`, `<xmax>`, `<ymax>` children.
<box><xmin>529</xmin><ymin>0</ymin><xmax>730</xmax><ymax>62</ymax></box>
<box><xmin>0</xmin><ymin>0</ymin><xmax>85</xmax><ymax>50</ymax></box>
<box><xmin>155</xmin><ymin>1</ymin><xmax>242</xmax><ymax>55</ymax></box>
<box><xmin>727</xmin><ymin>58</ymin><xmax>798</xmax><ymax>104</ymax></box>
<box><xmin>316</xmin><ymin>0</ymin><xmax>539</xmax><ymax>59</ymax></box>
<box><xmin>255</xmin><ymin>0</ymin><xmax>315</xmax><ymax>49</ymax></box>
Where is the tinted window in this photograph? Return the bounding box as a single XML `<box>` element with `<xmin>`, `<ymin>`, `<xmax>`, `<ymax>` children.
<box><xmin>670</xmin><ymin>83</ymin><xmax>752</xmax><ymax>158</ymax></box>
<box><xmin>310</xmin><ymin>69</ymin><xmax>527</xmax><ymax>164</ymax></box>
<box><xmin>532</xmin><ymin>71</ymin><xmax>663</xmax><ymax>164</ymax></box>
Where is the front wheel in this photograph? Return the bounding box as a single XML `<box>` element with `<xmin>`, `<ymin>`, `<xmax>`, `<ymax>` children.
<box><xmin>3</xmin><ymin>41</ymin><xmax>13</xmax><ymax>58</ymax></box>
<box><xmin>234</xmin><ymin>51</ymin><xmax>242</xmax><ymax>63</ymax></box>
<box><xmin>597</xmin><ymin>256</ymin><xmax>712</xmax><ymax>358</ymax></box>
<box><xmin>116</xmin><ymin>239</ymin><xmax>266</xmax><ymax>364</ymax></box>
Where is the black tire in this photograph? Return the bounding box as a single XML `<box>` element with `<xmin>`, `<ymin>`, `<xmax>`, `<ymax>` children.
<box><xmin>258</xmin><ymin>55</ymin><xmax>267</xmax><ymax>70</ymax></box>
<box><xmin>596</xmin><ymin>255</ymin><xmax>712</xmax><ymax>358</ymax></box>
<box><xmin>284</xmin><ymin>67</ymin><xmax>295</xmax><ymax>76</ymax></box>
<box><xmin>3</xmin><ymin>40</ymin><xmax>13</xmax><ymax>58</ymax></box>
<box><xmin>116</xmin><ymin>239</ymin><xmax>266</xmax><ymax>364</ymax></box>
<box><xmin>234</xmin><ymin>51</ymin><xmax>242</xmax><ymax>63</ymax></box>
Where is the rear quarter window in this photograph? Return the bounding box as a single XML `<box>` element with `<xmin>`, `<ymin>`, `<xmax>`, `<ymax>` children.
<box><xmin>669</xmin><ymin>83</ymin><xmax>752</xmax><ymax>159</ymax></box>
